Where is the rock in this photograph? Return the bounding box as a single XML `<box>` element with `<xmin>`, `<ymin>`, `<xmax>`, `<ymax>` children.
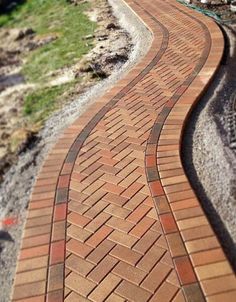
<box><xmin>24</xmin><ymin>28</ymin><xmax>35</xmax><ymax>36</ymax></box>
<box><xmin>82</xmin><ymin>34</ymin><xmax>95</xmax><ymax>40</ymax></box>
<box><xmin>8</xmin><ymin>108</ymin><xmax>18</xmax><ymax>116</ymax></box>
<box><xmin>1</xmin><ymin>132</ymin><xmax>10</xmax><ymax>140</ymax></box>
<box><xmin>105</xmin><ymin>53</ymin><xmax>128</xmax><ymax>64</ymax></box>
<box><xmin>27</xmin><ymin>33</ymin><xmax>58</xmax><ymax>50</ymax></box>
<box><xmin>15</xmin><ymin>28</ymin><xmax>35</xmax><ymax>40</ymax></box>
<box><xmin>97</xmin><ymin>34</ymin><xmax>108</xmax><ymax>41</ymax></box>
<box><xmin>67</xmin><ymin>0</ymin><xmax>88</xmax><ymax>5</ymax></box>
<box><xmin>106</xmin><ymin>23</ymin><xmax>119</xmax><ymax>30</ymax></box>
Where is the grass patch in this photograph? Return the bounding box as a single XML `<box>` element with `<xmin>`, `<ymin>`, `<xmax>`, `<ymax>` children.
<box><xmin>24</xmin><ymin>82</ymin><xmax>74</xmax><ymax>124</ymax></box>
<box><xmin>0</xmin><ymin>0</ymin><xmax>97</xmax><ymax>125</ymax></box>
<box><xmin>0</xmin><ymin>0</ymin><xmax>96</xmax><ymax>82</ymax></box>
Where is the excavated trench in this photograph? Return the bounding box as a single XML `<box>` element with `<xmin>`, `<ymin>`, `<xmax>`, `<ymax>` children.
<box><xmin>182</xmin><ymin>23</ymin><xmax>236</xmax><ymax>270</ymax></box>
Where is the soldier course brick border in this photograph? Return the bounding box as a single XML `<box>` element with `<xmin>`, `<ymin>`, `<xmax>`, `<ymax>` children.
<box><xmin>11</xmin><ymin>0</ymin><xmax>236</xmax><ymax>302</ymax></box>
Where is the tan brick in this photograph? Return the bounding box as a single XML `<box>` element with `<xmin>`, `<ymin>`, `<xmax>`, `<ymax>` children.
<box><xmin>65</xmin><ymin>272</ymin><xmax>96</xmax><ymax>297</ymax></box>
<box><xmin>66</xmin><ymin>254</ymin><xmax>94</xmax><ymax>277</ymax></box>
<box><xmin>133</xmin><ymin>230</ymin><xmax>160</xmax><ymax>254</ymax></box>
<box><xmin>106</xmin><ymin>293</ymin><xmax>126</xmax><ymax>302</ymax></box>
<box><xmin>124</xmin><ymin>192</ymin><xmax>147</xmax><ymax>211</ymax></box>
<box><xmin>12</xmin><ymin>281</ymin><xmax>46</xmax><ymax>300</ymax></box>
<box><xmin>149</xmin><ymin>281</ymin><xmax>179</xmax><ymax>302</ymax></box>
<box><xmin>113</xmin><ymin>262</ymin><xmax>147</xmax><ymax>285</ymax></box>
<box><xmin>115</xmin><ymin>280</ymin><xmax>151</xmax><ymax>302</ymax></box>
<box><xmin>86</xmin><ymin>225</ymin><xmax>113</xmax><ymax>248</ymax></box>
<box><xmin>67</xmin><ymin>224</ymin><xmax>92</xmax><ymax>243</ymax></box>
<box><xmin>105</xmin><ymin>204</ymin><xmax>131</xmax><ymax>219</ymax></box>
<box><xmin>137</xmin><ymin>244</ymin><xmax>166</xmax><ymax>272</ymax></box>
<box><xmin>15</xmin><ymin>268</ymin><xmax>47</xmax><ymax>286</ymax></box>
<box><xmin>51</xmin><ymin>220</ymin><xmax>66</xmax><ymax>242</ymax></box>
<box><xmin>129</xmin><ymin>216</ymin><xmax>155</xmax><ymax>238</ymax></box>
<box><xmin>85</xmin><ymin>212</ymin><xmax>111</xmax><ymax>233</ymax></box>
<box><xmin>106</xmin><ymin>216</ymin><xmax>134</xmax><ymax>233</ymax></box>
<box><xmin>87</xmin><ymin>239</ymin><xmax>115</xmax><ymax>264</ymax></box>
<box><xmin>84</xmin><ymin>200</ymin><xmax>108</xmax><ymax>219</ymax></box>
<box><xmin>195</xmin><ymin>261</ymin><xmax>233</xmax><ymax>280</ymax></box>
<box><xmin>108</xmin><ymin>230</ymin><xmax>138</xmax><ymax>248</ymax></box>
<box><xmin>89</xmin><ymin>273</ymin><xmax>121</xmax><ymax>302</ymax></box>
<box><xmin>172</xmin><ymin>290</ymin><xmax>186</xmax><ymax>302</ymax></box>
<box><xmin>17</xmin><ymin>255</ymin><xmax>48</xmax><ymax>273</ymax></box>
<box><xmin>88</xmin><ymin>255</ymin><xmax>118</xmax><ymax>284</ymax></box>
<box><xmin>66</xmin><ymin>239</ymin><xmax>93</xmax><ymax>259</ymax></box>
<box><xmin>110</xmin><ymin>244</ymin><xmax>142</xmax><ymax>266</ymax></box>
<box><xmin>141</xmin><ymin>262</ymin><xmax>172</xmax><ymax>293</ymax></box>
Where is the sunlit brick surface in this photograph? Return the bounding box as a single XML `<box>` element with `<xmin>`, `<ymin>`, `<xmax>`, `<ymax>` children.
<box><xmin>11</xmin><ymin>1</ymin><xmax>236</xmax><ymax>302</ymax></box>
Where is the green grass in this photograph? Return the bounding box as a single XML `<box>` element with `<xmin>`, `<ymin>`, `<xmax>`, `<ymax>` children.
<box><xmin>0</xmin><ymin>0</ymin><xmax>96</xmax><ymax>125</ymax></box>
<box><xmin>24</xmin><ymin>82</ymin><xmax>73</xmax><ymax>124</ymax></box>
<box><xmin>0</xmin><ymin>0</ymin><xmax>96</xmax><ymax>82</ymax></box>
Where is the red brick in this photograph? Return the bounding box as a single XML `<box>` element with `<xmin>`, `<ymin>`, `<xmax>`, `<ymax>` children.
<box><xmin>174</xmin><ymin>256</ymin><xmax>196</xmax><ymax>285</ymax></box>
<box><xmin>58</xmin><ymin>175</ymin><xmax>70</xmax><ymax>188</ymax></box>
<box><xmin>127</xmin><ymin>204</ymin><xmax>151</xmax><ymax>224</ymax></box>
<box><xmin>67</xmin><ymin>212</ymin><xmax>90</xmax><ymax>228</ymax></box>
<box><xmin>149</xmin><ymin>180</ymin><xmax>165</xmax><ymax>197</ymax></box>
<box><xmin>141</xmin><ymin>262</ymin><xmax>172</xmax><ymax>293</ymax></box>
<box><xmin>129</xmin><ymin>216</ymin><xmax>155</xmax><ymax>238</ymax></box>
<box><xmin>116</xmin><ymin>279</ymin><xmax>151</xmax><ymax>302</ymax></box>
<box><xmin>113</xmin><ymin>262</ymin><xmax>147</xmax><ymax>285</ymax></box>
<box><xmin>67</xmin><ymin>239</ymin><xmax>93</xmax><ymax>258</ymax></box>
<box><xmin>53</xmin><ymin>203</ymin><xmax>67</xmax><ymax>222</ymax></box>
<box><xmin>50</xmin><ymin>240</ymin><xmax>65</xmax><ymax>265</ymax></box>
<box><xmin>160</xmin><ymin>213</ymin><xmax>178</xmax><ymax>234</ymax></box>
<box><xmin>86</xmin><ymin>225</ymin><xmax>113</xmax><ymax>248</ymax></box>
<box><xmin>110</xmin><ymin>244</ymin><xmax>142</xmax><ymax>266</ymax></box>
<box><xmin>88</xmin><ymin>255</ymin><xmax>118</xmax><ymax>284</ymax></box>
<box><xmin>121</xmin><ymin>182</ymin><xmax>144</xmax><ymax>199</ymax></box>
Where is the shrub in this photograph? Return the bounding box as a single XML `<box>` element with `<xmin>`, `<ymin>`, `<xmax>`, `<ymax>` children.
<box><xmin>0</xmin><ymin>0</ymin><xmax>24</xmax><ymax>13</ymax></box>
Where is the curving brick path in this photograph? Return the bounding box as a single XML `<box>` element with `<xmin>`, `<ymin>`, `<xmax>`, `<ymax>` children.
<box><xmin>11</xmin><ymin>0</ymin><xmax>236</xmax><ymax>302</ymax></box>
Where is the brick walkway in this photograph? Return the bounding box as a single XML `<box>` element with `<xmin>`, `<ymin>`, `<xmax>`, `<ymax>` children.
<box><xmin>11</xmin><ymin>0</ymin><xmax>236</xmax><ymax>301</ymax></box>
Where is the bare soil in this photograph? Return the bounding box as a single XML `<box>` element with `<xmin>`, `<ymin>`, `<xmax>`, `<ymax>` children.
<box><xmin>0</xmin><ymin>0</ymin><xmax>132</xmax><ymax>183</ymax></box>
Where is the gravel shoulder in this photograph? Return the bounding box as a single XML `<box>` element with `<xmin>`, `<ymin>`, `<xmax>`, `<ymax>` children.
<box><xmin>182</xmin><ymin>23</ymin><xmax>236</xmax><ymax>269</ymax></box>
<box><xmin>0</xmin><ymin>1</ymin><xmax>152</xmax><ymax>301</ymax></box>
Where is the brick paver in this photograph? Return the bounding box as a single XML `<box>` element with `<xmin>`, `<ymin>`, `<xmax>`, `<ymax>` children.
<box><xmin>11</xmin><ymin>0</ymin><xmax>236</xmax><ymax>301</ymax></box>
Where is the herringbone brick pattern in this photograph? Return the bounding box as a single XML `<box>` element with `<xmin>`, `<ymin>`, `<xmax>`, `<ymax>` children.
<box><xmin>11</xmin><ymin>0</ymin><xmax>236</xmax><ymax>302</ymax></box>
<box><xmin>63</xmin><ymin>2</ymin><xmax>204</xmax><ymax>301</ymax></box>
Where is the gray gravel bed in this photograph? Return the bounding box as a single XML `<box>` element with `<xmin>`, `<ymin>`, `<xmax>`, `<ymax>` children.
<box><xmin>182</xmin><ymin>24</ymin><xmax>236</xmax><ymax>269</ymax></box>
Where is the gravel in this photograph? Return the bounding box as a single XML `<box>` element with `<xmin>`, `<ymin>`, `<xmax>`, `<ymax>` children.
<box><xmin>0</xmin><ymin>1</ymin><xmax>152</xmax><ymax>301</ymax></box>
<box><xmin>182</xmin><ymin>23</ymin><xmax>236</xmax><ymax>269</ymax></box>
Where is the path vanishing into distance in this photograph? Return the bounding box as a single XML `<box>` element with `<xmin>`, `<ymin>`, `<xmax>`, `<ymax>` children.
<box><xmin>11</xmin><ymin>0</ymin><xmax>236</xmax><ymax>301</ymax></box>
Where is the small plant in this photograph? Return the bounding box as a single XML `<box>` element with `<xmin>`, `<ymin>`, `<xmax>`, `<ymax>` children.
<box><xmin>23</xmin><ymin>82</ymin><xmax>74</xmax><ymax>124</ymax></box>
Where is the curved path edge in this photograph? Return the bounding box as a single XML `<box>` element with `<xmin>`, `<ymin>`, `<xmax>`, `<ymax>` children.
<box><xmin>11</xmin><ymin>1</ymin><xmax>236</xmax><ymax>302</ymax></box>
